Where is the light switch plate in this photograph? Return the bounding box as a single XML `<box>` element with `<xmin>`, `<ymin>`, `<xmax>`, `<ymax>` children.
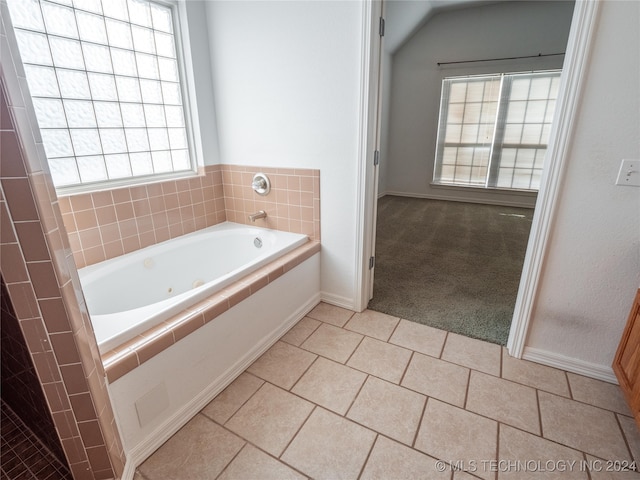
<box><xmin>615</xmin><ymin>159</ymin><xmax>640</xmax><ymax>187</ymax></box>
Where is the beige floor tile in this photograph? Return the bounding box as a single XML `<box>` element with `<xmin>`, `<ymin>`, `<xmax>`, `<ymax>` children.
<box><xmin>567</xmin><ymin>373</ymin><xmax>632</xmax><ymax>415</ymax></box>
<box><xmin>306</xmin><ymin>302</ymin><xmax>354</xmax><ymax>327</ymax></box>
<box><xmin>281</xmin><ymin>316</ymin><xmax>321</xmax><ymax>346</ymax></box>
<box><xmin>292</xmin><ymin>357</ymin><xmax>367</xmax><ymax>415</ymax></box>
<box><xmin>401</xmin><ymin>352</ymin><xmax>469</xmax><ymax>407</ymax></box>
<box><xmin>360</xmin><ymin>435</ymin><xmax>449</xmax><ymax>480</ymax></box>
<box><xmin>584</xmin><ymin>455</ymin><xmax>640</xmax><ymax>479</ymax></box>
<box><xmin>498</xmin><ymin>424</ymin><xmax>587</xmax><ymax>479</ymax></box>
<box><xmin>539</xmin><ymin>391</ymin><xmax>631</xmax><ymax>462</ymax></box>
<box><xmin>138</xmin><ymin>414</ymin><xmax>244</xmax><ymax>479</ymax></box>
<box><xmin>441</xmin><ymin>333</ymin><xmax>501</xmax><ymax>376</ymax></box>
<box><xmin>218</xmin><ymin>444</ymin><xmax>305</xmax><ymax>480</ymax></box>
<box><xmin>346</xmin><ymin>337</ymin><xmax>412</xmax><ymax>383</ymax></box>
<box><xmin>201</xmin><ymin>372</ymin><xmax>264</xmax><ymax>424</ymax></box>
<box><xmin>281</xmin><ymin>407</ymin><xmax>376</xmax><ymax>480</ymax></box>
<box><xmin>347</xmin><ymin>376</ymin><xmax>425</xmax><ymax>445</ymax></box>
<box><xmin>344</xmin><ymin>309</ymin><xmax>400</xmax><ymax>341</ymax></box>
<box><xmin>226</xmin><ymin>383</ymin><xmax>313</xmax><ymax>457</ymax></box>
<box><xmin>389</xmin><ymin>319</ymin><xmax>447</xmax><ymax>358</ymax></box>
<box><xmin>466</xmin><ymin>371</ymin><xmax>540</xmax><ymax>434</ymax></box>
<box><xmin>247</xmin><ymin>341</ymin><xmax>316</xmax><ymax>390</ymax></box>
<box><xmin>501</xmin><ymin>348</ymin><xmax>570</xmax><ymax>397</ymax></box>
<box><xmin>618</xmin><ymin>414</ymin><xmax>640</xmax><ymax>463</ymax></box>
<box><xmin>415</xmin><ymin>398</ymin><xmax>498</xmax><ymax>480</ymax></box>
<box><xmin>454</xmin><ymin>471</ymin><xmax>484</xmax><ymax>480</ymax></box>
<box><xmin>300</xmin><ymin>323</ymin><xmax>363</xmax><ymax>363</ymax></box>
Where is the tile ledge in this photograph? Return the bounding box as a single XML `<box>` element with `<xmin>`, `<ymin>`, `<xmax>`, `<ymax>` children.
<box><xmin>102</xmin><ymin>241</ymin><xmax>320</xmax><ymax>383</ymax></box>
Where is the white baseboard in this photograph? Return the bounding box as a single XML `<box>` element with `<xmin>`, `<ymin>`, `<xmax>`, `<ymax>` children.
<box><xmin>320</xmin><ymin>292</ymin><xmax>357</xmax><ymax>311</ymax></box>
<box><xmin>523</xmin><ymin>346</ymin><xmax>618</xmax><ymax>384</ymax></box>
<box><xmin>383</xmin><ymin>190</ymin><xmax>536</xmax><ymax>209</ymax></box>
<box><xmin>120</xmin><ymin>292</ymin><xmax>320</xmax><ymax>479</ymax></box>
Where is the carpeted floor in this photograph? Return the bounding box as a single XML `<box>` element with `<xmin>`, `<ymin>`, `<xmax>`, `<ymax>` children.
<box><xmin>368</xmin><ymin>196</ymin><xmax>533</xmax><ymax>345</ymax></box>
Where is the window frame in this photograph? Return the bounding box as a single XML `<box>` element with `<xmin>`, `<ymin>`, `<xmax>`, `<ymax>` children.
<box><xmin>432</xmin><ymin>69</ymin><xmax>562</xmax><ymax>193</ymax></box>
<box><xmin>8</xmin><ymin>0</ymin><xmax>204</xmax><ymax>195</ymax></box>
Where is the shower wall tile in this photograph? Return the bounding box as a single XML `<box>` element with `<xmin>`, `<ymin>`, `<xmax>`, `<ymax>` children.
<box><xmin>1</xmin><ymin>33</ymin><xmax>126</xmax><ymax>479</ymax></box>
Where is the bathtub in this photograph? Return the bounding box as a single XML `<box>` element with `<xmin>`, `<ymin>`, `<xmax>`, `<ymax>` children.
<box><xmin>79</xmin><ymin>222</ymin><xmax>308</xmax><ymax>353</ymax></box>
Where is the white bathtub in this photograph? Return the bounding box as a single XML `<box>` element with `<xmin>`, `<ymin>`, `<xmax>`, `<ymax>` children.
<box><xmin>79</xmin><ymin>222</ymin><xmax>308</xmax><ymax>353</ymax></box>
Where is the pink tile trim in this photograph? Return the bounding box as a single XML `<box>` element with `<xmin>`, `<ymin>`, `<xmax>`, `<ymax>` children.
<box><xmin>60</xmin><ymin>165</ymin><xmax>321</xmax><ymax>268</ymax></box>
<box><xmin>102</xmin><ymin>242</ymin><xmax>320</xmax><ymax>382</ymax></box>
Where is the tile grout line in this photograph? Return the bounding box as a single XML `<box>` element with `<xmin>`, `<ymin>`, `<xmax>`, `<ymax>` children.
<box><xmin>212</xmin><ymin>441</ymin><xmax>247</xmax><ymax>480</ymax></box>
<box><xmin>398</xmin><ymin>350</ymin><xmax>415</xmax><ymax>387</ymax></box>
<box><xmin>614</xmin><ymin>412</ymin><xmax>636</xmax><ymax>463</ymax></box>
<box><xmin>411</xmin><ymin>395</ymin><xmax>429</xmax><ymax>450</ymax></box>
<box><xmin>287</xmin><ymin>353</ymin><xmax>320</xmax><ymax>393</ymax></box>
<box><xmin>355</xmin><ymin>433</ymin><xmax>379</xmax><ymax>480</ymax></box>
<box><xmin>535</xmin><ymin>389</ymin><xmax>544</xmax><ymax>438</ymax></box>
<box><xmin>494</xmin><ymin>422</ymin><xmax>501</xmax><ymax>480</ymax></box>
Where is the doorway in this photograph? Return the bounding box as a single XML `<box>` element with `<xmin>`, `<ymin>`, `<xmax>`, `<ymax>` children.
<box><xmin>358</xmin><ymin>0</ymin><xmax>600</xmax><ymax>356</ymax></box>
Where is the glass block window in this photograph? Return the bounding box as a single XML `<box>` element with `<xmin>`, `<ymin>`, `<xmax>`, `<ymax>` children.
<box><xmin>433</xmin><ymin>70</ymin><xmax>562</xmax><ymax>191</ymax></box>
<box><xmin>7</xmin><ymin>0</ymin><xmax>194</xmax><ymax>189</ymax></box>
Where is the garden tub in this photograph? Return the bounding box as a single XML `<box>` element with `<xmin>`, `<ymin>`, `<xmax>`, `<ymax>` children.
<box><xmin>79</xmin><ymin>222</ymin><xmax>308</xmax><ymax>353</ymax></box>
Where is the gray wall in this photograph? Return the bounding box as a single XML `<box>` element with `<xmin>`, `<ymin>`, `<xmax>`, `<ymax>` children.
<box><xmin>381</xmin><ymin>1</ymin><xmax>574</xmax><ymax>207</ymax></box>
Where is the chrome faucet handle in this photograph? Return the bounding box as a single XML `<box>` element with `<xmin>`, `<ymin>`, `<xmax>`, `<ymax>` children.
<box><xmin>252</xmin><ymin>173</ymin><xmax>271</xmax><ymax>196</ymax></box>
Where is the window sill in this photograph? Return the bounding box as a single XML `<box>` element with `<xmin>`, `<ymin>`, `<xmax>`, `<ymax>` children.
<box><xmin>55</xmin><ymin>169</ymin><xmax>201</xmax><ymax>197</ymax></box>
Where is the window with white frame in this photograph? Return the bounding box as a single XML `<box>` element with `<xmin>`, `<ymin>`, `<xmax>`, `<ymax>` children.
<box><xmin>7</xmin><ymin>0</ymin><xmax>194</xmax><ymax>190</ymax></box>
<box><xmin>433</xmin><ymin>70</ymin><xmax>561</xmax><ymax>191</ymax></box>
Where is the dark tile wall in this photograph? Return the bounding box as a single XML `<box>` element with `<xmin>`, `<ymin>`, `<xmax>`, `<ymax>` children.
<box><xmin>1</xmin><ymin>278</ymin><xmax>69</xmax><ymax>468</ymax></box>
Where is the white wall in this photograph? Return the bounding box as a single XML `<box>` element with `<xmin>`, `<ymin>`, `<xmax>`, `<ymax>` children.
<box><xmin>204</xmin><ymin>1</ymin><xmax>366</xmax><ymax>306</ymax></box>
<box><xmin>182</xmin><ymin>1</ymin><xmax>220</xmax><ymax>166</ymax></box>
<box><xmin>381</xmin><ymin>1</ymin><xmax>574</xmax><ymax>207</ymax></box>
<box><xmin>525</xmin><ymin>0</ymin><xmax>640</xmax><ymax>371</ymax></box>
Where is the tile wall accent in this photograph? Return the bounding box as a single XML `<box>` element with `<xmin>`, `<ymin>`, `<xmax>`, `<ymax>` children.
<box><xmin>1</xmin><ymin>19</ymin><xmax>126</xmax><ymax>480</ymax></box>
<box><xmin>59</xmin><ymin>165</ymin><xmax>320</xmax><ymax>269</ymax></box>
<box><xmin>1</xmin><ymin>279</ymin><xmax>69</xmax><ymax>471</ymax></box>
<box><xmin>58</xmin><ymin>166</ymin><xmax>226</xmax><ymax>268</ymax></box>
<box><xmin>221</xmin><ymin>165</ymin><xmax>320</xmax><ymax>242</ymax></box>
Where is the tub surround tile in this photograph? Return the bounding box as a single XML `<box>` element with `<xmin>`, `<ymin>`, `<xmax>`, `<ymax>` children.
<box><xmin>60</xmin><ymin>165</ymin><xmax>320</xmax><ymax>269</ymax></box>
<box><xmin>247</xmin><ymin>341</ymin><xmax>317</xmax><ymax>390</ymax></box>
<box><xmin>281</xmin><ymin>407</ymin><xmax>376</xmax><ymax>480</ymax></box>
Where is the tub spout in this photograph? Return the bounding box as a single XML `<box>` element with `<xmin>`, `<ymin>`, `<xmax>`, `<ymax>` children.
<box><xmin>248</xmin><ymin>210</ymin><xmax>267</xmax><ymax>222</ymax></box>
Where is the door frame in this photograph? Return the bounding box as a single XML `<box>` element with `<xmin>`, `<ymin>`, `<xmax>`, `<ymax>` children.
<box><xmin>355</xmin><ymin>0</ymin><xmax>601</xmax><ymax>358</ymax></box>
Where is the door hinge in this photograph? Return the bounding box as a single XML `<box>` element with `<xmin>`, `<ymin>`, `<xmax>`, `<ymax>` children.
<box><xmin>369</xmin><ymin>256</ymin><xmax>375</xmax><ymax>269</ymax></box>
<box><xmin>379</xmin><ymin>17</ymin><xmax>385</xmax><ymax>37</ymax></box>
<box><xmin>374</xmin><ymin>150</ymin><xmax>380</xmax><ymax>166</ymax></box>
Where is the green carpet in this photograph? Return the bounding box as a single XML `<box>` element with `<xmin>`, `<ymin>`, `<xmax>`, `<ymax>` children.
<box><xmin>368</xmin><ymin>196</ymin><xmax>533</xmax><ymax>345</ymax></box>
